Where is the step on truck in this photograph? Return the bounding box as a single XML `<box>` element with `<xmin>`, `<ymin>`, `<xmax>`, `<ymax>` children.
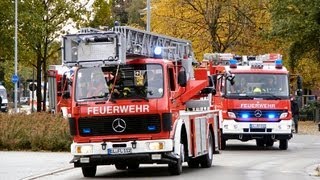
<box><xmin>60</xmin><ymin>26</ymin><xmax>222</xmax><ymax>177</ymax></box>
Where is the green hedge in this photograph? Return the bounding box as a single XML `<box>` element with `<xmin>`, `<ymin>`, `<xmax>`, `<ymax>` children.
<box><xmin>0</xmin><ymin>112</ymin><xmax>72</xmax><ymax>151</ymax></box>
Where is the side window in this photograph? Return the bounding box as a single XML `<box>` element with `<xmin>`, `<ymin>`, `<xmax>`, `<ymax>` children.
<box><xmin>168</xmin><ymin>68</ymin><xmax>176</xmax><ymax>91</ymax></box>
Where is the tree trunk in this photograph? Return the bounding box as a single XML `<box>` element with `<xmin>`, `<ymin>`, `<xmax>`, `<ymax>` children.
<box><xmin>36</xmin><ymin>55</ymin><xmax>42</xmax><ymax>112</ymax></box>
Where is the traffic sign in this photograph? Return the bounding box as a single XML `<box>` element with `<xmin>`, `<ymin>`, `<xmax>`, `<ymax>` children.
<box><xmin>11</xmin><ymin>75</ymin><xmax>19</xmax><ymax>83</ymax></box>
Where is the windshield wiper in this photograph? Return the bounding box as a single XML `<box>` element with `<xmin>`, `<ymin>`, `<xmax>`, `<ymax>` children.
<box><xmin>79</xmin><ymin>93</ymin><xmax>109</xmax><ymax>100</ymax></box>
<box><xmin>227</xmin><ymin>93</ymin><xmax>254</xmax><ymax>100</ymax></box>
<box><xmin>260</xmin><ymin>93</ymin><xmax>282</xmax><ymax>100</ymax></box>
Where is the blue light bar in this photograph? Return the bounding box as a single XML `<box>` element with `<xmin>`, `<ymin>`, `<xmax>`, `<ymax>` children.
<box><xmin>275</xmin><ymin>59</ymin><xmax>282</xmax><ymax>69</ymax></box>
<box><xmin>229</xmin><ymin>59</ymin><xmax>237</xmax><ymax>68</ymax></box>
<box><xmin>241</xmin><ymin>113</ymin><xmax>249</xmax><ymax>118</ymax></box>
<box><xmin>268</xmin><ymin>114</ymin><xmax>275</xmax><ymax>119</ymax></box>
<box><xmin>82</xmin><ymin>128</ymin><xmax>91</xmax><ymax>134</ymax></box>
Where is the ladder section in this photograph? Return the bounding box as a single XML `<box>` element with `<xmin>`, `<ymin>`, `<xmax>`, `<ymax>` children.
<box><xmin>112</xmin><ymin>26</ymin><xmax>194</xmax><ymax>62</ymax></box>
<box><xmin>62</xmin><ymin>26</ymin><xmax>195</xmax><ymax>67</ymax></box>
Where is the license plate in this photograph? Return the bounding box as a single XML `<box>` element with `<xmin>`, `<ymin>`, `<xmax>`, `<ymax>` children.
<box><xmin>250</xmin><ymin>124</ymin><xmax>266</xmax><ymax>129</ymax></box>
<box><xmin>107</xmin><ymin>148</ymin><xmax>132</xmax><ymax>155</ymax></box>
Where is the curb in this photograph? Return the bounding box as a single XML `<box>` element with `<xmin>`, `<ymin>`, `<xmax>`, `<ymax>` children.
<box><xmin>21</xmin><ymin>165</ymin><xmax>74</xmax><ymax>180</ymax></box>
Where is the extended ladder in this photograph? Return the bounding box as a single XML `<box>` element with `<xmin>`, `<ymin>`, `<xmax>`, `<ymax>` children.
<box><xmin>62</xmin><ymin>26</ymin><xmax>195</xmax><ymax>66</ymax></box>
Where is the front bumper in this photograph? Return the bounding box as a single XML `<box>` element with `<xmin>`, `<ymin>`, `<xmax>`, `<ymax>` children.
<box><xmin>70</xmin><ymin>139</ymin><xmax>175</xmax><ymax>167</ymax></box>
<box><xmin>221</xmin><ymin>119</ymin><xmax>293</xmax><ymax>140</ymax></box>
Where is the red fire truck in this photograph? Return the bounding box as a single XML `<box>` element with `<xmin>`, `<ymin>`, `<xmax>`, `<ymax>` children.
<box><xmin>204</xmin><ymin>53</ymin><xmax>301</xmax><ymax>150</ymax></box>
<box><xmin>61</xmin><ymin>26</ymin><xmax>221</xmax><ymax>177</ymax></box>
<box><xmin>47</xmin><ymin>65</ymin><xmax>72</xmax><ymax>117</ymax></box>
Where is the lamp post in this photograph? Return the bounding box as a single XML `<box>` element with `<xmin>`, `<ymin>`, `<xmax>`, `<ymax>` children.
<box><xmin>14</xmin><ymin>0</ymin><xmax>18</xmax><ymax>113</ymax></box>
<box><xmin>146</xmin><ymin>0</ymin><xmax>151</xmax><ymax>32</ymax></box>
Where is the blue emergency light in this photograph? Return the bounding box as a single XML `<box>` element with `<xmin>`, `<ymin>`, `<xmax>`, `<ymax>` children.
<box><xmin>268</xmin><ymin>113</ymin><xmax>276</xmax><ymax>119</ymax></box>
<box><xmin>82</xmin><ymin>128</ymin><xmax>91</xmax><ymax>134</ymax></box>
<box><xmin>275</xmin><ymin>59</ymin><xmax>283</xmax><ymax>69</ymax></box>
<box><xmin>148</xmin><ymin>125</ymin><xmax>156</xmax><ymax>131</ymax></box>
<box><xmin>229</xmin><ymin>59</ymin><xmax>237</xmax><ymax>68</ymax></box>
<box><xmin>241</xmin><ymin>113</ymin><xmax>249</xmax><ymax>119</ymax></box>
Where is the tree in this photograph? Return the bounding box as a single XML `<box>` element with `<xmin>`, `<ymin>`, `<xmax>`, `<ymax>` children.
<box><xmin>152</xmin><ymin>0</ymin><xmax>277</xmax><ymax>60</ymax></box>
<box><xmin>270</xmin><ymin>0</ymin><xmax>320</xmax><ymax>73</ymax></box>
<box><xmin>85</xmin><ymin>0</ymin><xmax>114</xmax><ymax>28</ymax></box>
<box><xmin>17</xmin><ymin>0</ymin><xmax>90</xmax><ymax>111</ymax></box>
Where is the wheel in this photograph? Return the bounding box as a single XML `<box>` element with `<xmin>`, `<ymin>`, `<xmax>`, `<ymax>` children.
<box><xmin>220</xmin><ymin>138</ymin><xmax>226</xmax><ymax>150</ymax></box>
<box><xmin>188</xmin><ymin>159</ymin><xmax>199</xmax><ymax>168</ymax></box>
<box><xmin>81</xmin><ymin>166</ymin><xmax>97</xmax><ymax>177</ymax></box>
<box><xmin>279</xmin><ymin>139</ymin><xmax>288</xmax><ymax>150</ymax></box>
<box><xmin>256</xmin><ymin>139</ymin><xmax>265</xmax><ymax>147</ymax></box>
<box><xmin>115</xmin><ymin>163</ymin><xmax>127</xmax><ymax>170</ymax></box>
<box><xmin>168</xmin><ymin>143</ymin><xmax>184</xmax><ymax>175</ymax></box>
<box><xmin>128</xmin><ymin>163</ymin><xmax>140</xmax><ymax>170</ymax></box>
<box><xmin>265</xmin><ymin>139</ymin><xmax>274</xmax><ymax>147</ymax></box>
<box><xmin>200</xmin><ymin>131</ymin><xmax>213</xmax><ymax>168</ymax></box>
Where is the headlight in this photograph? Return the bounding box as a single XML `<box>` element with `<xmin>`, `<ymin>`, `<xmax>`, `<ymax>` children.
<box><xmin>76</xmin><ymin>145</ymin><xmax>93</xmax><ymax>154</ymax></box>
<box><xmin>148</xmin><ymin>142</ymin><xmax>164</xmax><ymax>150</ymax></box>
<box><xmin>280</xmin><ymin>112</ymin><xmax>288</xmax><ymax>119</ymax></box>
<box><xmin>278</xmin><ymin>124</ymin><xmax>291</xmax><ymax>130</ymax></box>
<box><xmin>228</xmin><ymin>112</ymin><xmax>236</xmax><ymax>119</ymax></box>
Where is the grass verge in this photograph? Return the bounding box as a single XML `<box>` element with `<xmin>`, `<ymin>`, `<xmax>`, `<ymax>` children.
<box><xmin>0</xmin><ymin>112</ymin><xmax>71</xmax><ymax>151</ymax></box>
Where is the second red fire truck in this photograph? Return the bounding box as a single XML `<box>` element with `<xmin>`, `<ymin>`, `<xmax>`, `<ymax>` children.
<box><xmin>203</xmin><ymin>53</ymin><xmax>301</xmax><ymax>150</ymax></box>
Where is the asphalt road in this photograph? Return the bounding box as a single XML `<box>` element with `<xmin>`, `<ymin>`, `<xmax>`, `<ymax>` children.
<box><xmin>1</xmin><ymin>134</ymin><xmax>319</xmax><ymax>180</ymax></box>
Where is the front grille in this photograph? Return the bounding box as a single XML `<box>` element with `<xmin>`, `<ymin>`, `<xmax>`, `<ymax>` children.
<box><xmin>232</xmin><ymin>109</ymin><xmax>286</xmax><ymax>122</ymax></box>
<box><xmin>78</xmin><ymin>114</ymin><xmax>161</xmax><ymax>136</ymax></box>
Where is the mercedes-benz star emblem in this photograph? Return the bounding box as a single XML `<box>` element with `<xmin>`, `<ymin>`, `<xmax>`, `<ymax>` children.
<box><xmin>112</xmin><ymin>118</ymin><xmax>126</xmax><ymax>133</ymax></box>
<box><xmin>254</xmin><ymin>110</ymin><xmax>262</xmax><ymax>118</ymax></box>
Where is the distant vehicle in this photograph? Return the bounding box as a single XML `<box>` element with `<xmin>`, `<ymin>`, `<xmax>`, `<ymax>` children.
<box><xmin>0</xmin><ymin>85</ymin><xmax>8</xmax><ymax>112</ymax></box>
<box><xmin>20</xmin><ymin>96</ymin><xmax>29</xmax><ymax>105</ymax></box>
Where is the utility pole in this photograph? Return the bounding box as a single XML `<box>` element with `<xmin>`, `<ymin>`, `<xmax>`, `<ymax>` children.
<box><xmin>14</xmin><ymin>0</ymin><xmax>18</xmax><ymax>113</ymax></box>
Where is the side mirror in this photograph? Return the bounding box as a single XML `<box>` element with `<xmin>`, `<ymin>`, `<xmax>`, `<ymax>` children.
<box><xmin>201</xmin><ymin>87</ymin><xmax>216</xmax><ymax>95</ymax></box>
<box><xmin>225</xmin><ymin>71</ymin><xmax>235</xmax><ymax>85</ymax></box>
<box><xmin>178</xmin><ymin>70</ymin><xmax>187</xmax><ymax>87</ymax></box>
<box><xmin>62</xmin><ymin>92</ymin><xmax>71</xmax><ymax>99</ymax></box>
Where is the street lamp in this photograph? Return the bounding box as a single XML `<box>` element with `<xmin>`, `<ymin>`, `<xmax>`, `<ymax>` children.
<box><xmin>146</xmin><ymin>0</ymin><xmax>151</xmax><ymax>32</ymax></box>
<box><xmin>14</xmin><ymin>0</ymin><xmax>19</xmax><ymax>113</ymax></box>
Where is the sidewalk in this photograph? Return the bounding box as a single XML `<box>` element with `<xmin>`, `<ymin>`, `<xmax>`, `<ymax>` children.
<box><xmin>0</xmin><ymin>151</ymin><xmax>72</xmax><ymax>180</ymax></box>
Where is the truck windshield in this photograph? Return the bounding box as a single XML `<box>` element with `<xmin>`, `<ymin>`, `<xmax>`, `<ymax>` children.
<box><xmin>75</xmin><ymin>64</ymin><xmax>164</xmax><ymax>101</ymax></box>
<box><xmin>225</xmin><ymin>74</ymin><xmax>289</xmax><ymax>99</ymax></box>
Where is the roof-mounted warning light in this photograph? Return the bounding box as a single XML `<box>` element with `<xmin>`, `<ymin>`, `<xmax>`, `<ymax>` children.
<box><xmin>275</xmin><ymin>59</ymin><xmax>283</xmax><ymax>69</ymax></box>
<box><xmin>229</xmin><ymin>59</ymin><xmax>237</xmax><ymax>68</ymax></box>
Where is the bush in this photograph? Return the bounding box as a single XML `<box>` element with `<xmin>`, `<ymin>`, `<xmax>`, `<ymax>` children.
<box><xmin>0</xmin><ymin>112</ymin><xmax>72</xmax><ymax>151</ymax></box>
<box><xmin>300</xmin><ymin>101</ymin><xmax>320</xmax><ymax>121</ymax></box>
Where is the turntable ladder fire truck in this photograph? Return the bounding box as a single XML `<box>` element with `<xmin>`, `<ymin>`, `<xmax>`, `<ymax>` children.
<box><xmin>204</xmin><ymin>53</ymin><xmax>301</xmax><ymax>150</ymax></box>
<box><xmin>62</xmin><ymin>26</ymin><xmax>221</xmax><ymax>177</ymax></box>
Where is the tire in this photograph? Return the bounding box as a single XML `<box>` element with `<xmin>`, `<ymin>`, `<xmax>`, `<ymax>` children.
<box><xmin>128</xmin><ymin>163</ymin><xmax>140</xmax><ymax>170</ymax></box>
<box><xmin>256</xmin><ymin>139</ymin><xmax>265</xmax><ymax>147</ymax></box>
<box><xmin>188</xmin><ymin>159</ymin><xmax>199</xmax><ymax>168</ymax></box>
<box><xmin>265</xmin><ymin>139</ymin><xmax>274</xmax><ymax>147</ymax></box>
<box><xmin>200</xmin><ymin>131</ymin><xmax>213</xmax><ymax>168</ymax></box>
<box><xmin>81</xmin><ymin>166</ymin><xmax>97</xmax><ymax>177</ymax></box>
<box><xmin>279</xmin><ymin>139</ymin><xmax>288</xmax><ymax>150</ymax></box>
<box><xmin>115</xmin><ymin>163</ymin><xmax>127</xmax><ymax>170</ymax></box>
<box><xmin>221</xmin><ymin>138</ymin><xmax>226</xmax><ymax>150</ymax></box>
<box><xmin>168</xmin><ymin>143</ymin><xmax>184</xmax><ymax>175</ymax></box>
